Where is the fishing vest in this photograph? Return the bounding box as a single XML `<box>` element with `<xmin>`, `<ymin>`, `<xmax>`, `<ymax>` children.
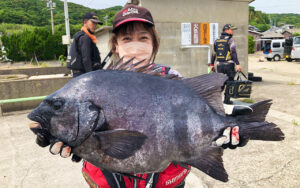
<box><xmin>81</xmin><ymin>65</ymin><xmax>190</xmax><ymax>188</ymax></box>
<box><xmin>215</xmin><ymin>37</ymin><xmax>231</xmax><ymax>62</ymax></box>
<box><xmin>82</xmin><ymin>161</ymin><xmax>190</xmax><ymax>188</ymax></box>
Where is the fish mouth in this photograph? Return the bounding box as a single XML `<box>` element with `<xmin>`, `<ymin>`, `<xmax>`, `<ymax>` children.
<box><xmin>28</xmin><ymin>115</ymin><xmax>53</xmax><ymax>143</ymax></box>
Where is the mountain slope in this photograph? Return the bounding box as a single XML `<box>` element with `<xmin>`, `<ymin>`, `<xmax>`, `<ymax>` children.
<box><xmin>0</xmin><ymin>0</ymin><xmax>122</xmax><ymax>27</ymax></box>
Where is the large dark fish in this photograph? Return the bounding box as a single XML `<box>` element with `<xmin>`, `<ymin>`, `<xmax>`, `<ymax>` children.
<box><xmin>28</xmin><ymin>61</ymin><xmax>284</xmax><ymax>182</ymax></box>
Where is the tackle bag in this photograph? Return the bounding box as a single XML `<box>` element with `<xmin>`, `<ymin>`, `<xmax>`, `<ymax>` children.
<box><xmin>226</xmin><ymin>72</ymin><xmax>252</xmax><ymax>98</ymax></box>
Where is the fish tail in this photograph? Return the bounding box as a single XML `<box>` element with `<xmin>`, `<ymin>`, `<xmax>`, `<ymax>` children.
<box><xmin>236</xmin><ymin>100</ymin><xmax>285</xmax><ymax>141</ymax></box>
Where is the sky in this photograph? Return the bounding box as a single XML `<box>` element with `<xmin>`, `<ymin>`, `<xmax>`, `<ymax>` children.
<box><xmin>65</xmin><ymin>0</ymin><xmax>300</xmax><ymax>14</ymax></box>
<box><xmin>249</xmin><ymin>0</ymin><xmax>300</xmax><ymax>14</ymax></box>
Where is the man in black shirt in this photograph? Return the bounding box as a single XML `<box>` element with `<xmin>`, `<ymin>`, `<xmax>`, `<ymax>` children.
<box><xmin>68</xmin><ymin>12</ymin><xmax>103</xmax><ymax>77</ymax></box>
<box><xmin>210</xmin><ymin>24</ymin><xmax>242</xmax><ymax>104</ymax></box>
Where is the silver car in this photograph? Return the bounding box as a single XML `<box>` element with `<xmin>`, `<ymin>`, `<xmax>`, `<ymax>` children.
<box><xmin>264</xmin><ymin>39</ymin><xmax>285</xmax><ymax>61</ymax></box>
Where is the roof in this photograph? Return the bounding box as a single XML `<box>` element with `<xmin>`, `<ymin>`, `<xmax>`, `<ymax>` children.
<box><xmin>261</xmin><ymin>31</ymin><xmax>284</xmax><ymax>39</ymax></box>
<box><xmin>286</xmin><ymin>29</ymin><xmax>300</xmax><ymax>34</ymax></box>
<box><xmin>95</xmin><ymin>26</ymin><xmax>113</xmax><ymax>36</ymax></box>
<box><xmin>248</xmin><ymin>30</ymin><xmax>263</xmax><ymax>36</ymax></box>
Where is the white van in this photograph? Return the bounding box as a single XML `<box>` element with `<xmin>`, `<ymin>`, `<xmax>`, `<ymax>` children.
<box><xmin>291</xmin><ymin>37</ymin><xmax>300</xmax><ymax>60</ymax></box>
<box><xmin>264</xmin><ymin>39</ymin><xmax>285</xmax><ymax>61</ymax></box>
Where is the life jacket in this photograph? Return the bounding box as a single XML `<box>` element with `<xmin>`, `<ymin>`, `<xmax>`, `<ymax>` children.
<box><xmin>81</xmin><ymin>65</ymin><xmax>190</xmax><ymax>188</ymax></box>
<box><xmin>82</xmin><ymin>161</ymin><xmax>190</xmax><ymax>188</ymax></box>
<box><xmin>215</xmin><ymin>36</ymin><xmax>231</xmax><ymax>62</ymax></box>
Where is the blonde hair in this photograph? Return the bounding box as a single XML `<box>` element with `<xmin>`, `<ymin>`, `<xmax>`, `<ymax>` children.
<box><xmin>109</xmin><ymin>22</ymin><xmax>160</xmax><ymax>63</ymax></box>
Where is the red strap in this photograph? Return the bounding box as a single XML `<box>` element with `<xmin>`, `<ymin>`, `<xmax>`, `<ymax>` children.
<box><xmin>162</xmin><ymin>67</ymin><xmax>166</xmax><ymax>76</ymax></box>
<box><xmin>82</xmin><ymin>161</ymin><xmax>111</xmax><ymax>188</ymax></box>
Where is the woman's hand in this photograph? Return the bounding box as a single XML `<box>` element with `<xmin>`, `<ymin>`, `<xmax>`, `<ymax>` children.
<box><xmin>214</xmin><ymin>126</ymin><xmax>246</xmax><ymax>149</ymax></box>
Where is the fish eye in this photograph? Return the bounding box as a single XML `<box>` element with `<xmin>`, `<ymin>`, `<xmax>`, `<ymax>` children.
<box><xmin>52</xmin><ymin>100</ymin><xmax>64</xmax><ymax>111</ymax></box>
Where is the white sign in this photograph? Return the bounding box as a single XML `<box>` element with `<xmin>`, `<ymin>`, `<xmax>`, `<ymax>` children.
<box><xmin>181</xmin><ymin>23</ymin><xmax>191</xmax><ymax>46</ymax></box>
<box><xmin>210</xmin><ymin>23</ymin><xmax>219</xmax><ymax>45</ymax></box>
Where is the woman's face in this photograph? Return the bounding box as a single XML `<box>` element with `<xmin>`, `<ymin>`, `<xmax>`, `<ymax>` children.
<box><xmin>115</xmin><ymin>22</ymin><xmax>154</xmax><ymax>67</ymax></box>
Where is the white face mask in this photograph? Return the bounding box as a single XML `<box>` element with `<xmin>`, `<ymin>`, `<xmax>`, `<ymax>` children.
<box><xmin>116</xmin><ymin>42</ymin><xmax>153</xmax><ymax>65</ymax></box>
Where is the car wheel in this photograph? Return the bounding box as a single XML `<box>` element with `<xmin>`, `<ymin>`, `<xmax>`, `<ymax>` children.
<box><xmin>286</xmin><ymin>58</ymin><xmax>292</xmax><ymax>62</ymax></box>
<box><xmin>273</xmin><ymin>55</ymin><xmax>280</xmax><ymax>61</ymax></box>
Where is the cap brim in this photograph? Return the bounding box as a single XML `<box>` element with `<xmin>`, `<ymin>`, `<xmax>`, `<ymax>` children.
<box><xmin>114</xmin><ymin>18</ymin><xmax>154</xmax><ymax>30</ymax></box>
<box><xmin>231</xmin><ymin>27</ymin><xmax>237</xmax><ymax>30</ymax></box>
<box><xmin>90</xmin><ymin>19</ymin><xmax>103</xmax><ymax>25</ymax></box>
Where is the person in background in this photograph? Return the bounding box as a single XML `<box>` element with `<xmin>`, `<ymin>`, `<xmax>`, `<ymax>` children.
<box><xmin>210</xmin><ymin>24</ymin><xmax>242</xmax><ymax>104</ymax></box>
<box><xmin>67</xmin><ymin>12</ymin><xmax>103</xmax><ymax>77</ymax></box>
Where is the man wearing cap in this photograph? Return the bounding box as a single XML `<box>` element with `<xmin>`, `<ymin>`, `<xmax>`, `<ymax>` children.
<box><xmin>210</xmin><ymin>24</ymin><xmax>242</xmax><ymax>104</ymax></box>
<box><xmin>69</xmin><ymin>12</ymin><xmax>103</xmax><ymax>77</ymax></box>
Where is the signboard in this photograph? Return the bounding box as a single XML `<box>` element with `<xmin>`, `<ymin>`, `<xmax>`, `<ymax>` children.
<box><xmin>192</xmin><ymin>23</ymin><xmax>200</xmax><ymax>45</ymax></box>
<box><xmin>181</xmin><ymin>23</ymin><xmax>191</xmax><ymax>46</ymax></box>
<box><xmin>200</xmin><ymin>23</ymin><xmax>210</xmax><ymax>45</ymax></box>
<box><xmin>210</xmin><ymin>23</ymin><xmax>219</xmax><ymax>44</ymax></box>
<box><xmin>181</xmin><ymin>22</ymin><xmax>219</xmax><ymax>46</ymax></box>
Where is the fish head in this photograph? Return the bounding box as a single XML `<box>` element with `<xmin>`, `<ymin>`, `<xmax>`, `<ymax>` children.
<box><xmin>28</xmin><ymin>89</ymin><xmax>102</xmax><ymax>147</ymax></box>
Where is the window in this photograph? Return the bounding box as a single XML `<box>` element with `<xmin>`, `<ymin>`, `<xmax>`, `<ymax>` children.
<box><xmin>272</xmin><ymin>42</ymin><xmax>280</xmax><ymax>48</ymax></box>
<box><xmin>294</xmin><ymin>37</ymin><xmax>300</xmax><ymax>45</ymax></box>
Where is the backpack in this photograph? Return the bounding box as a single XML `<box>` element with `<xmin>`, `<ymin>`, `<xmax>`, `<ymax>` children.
<box><xmin>67</xmin><ymin>31</ymin><xmax>85</xmax><ymax>70</ymax></box>
<box><xmin>215</xmin><ymin>37</ymin><xmax>231</xmax><ymax>62</ymax></box>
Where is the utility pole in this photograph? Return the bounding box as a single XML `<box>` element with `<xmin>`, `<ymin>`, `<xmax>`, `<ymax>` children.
<box><xmin>62</xmin><ymin>0</ymin><xmax>71</xmax><ymax>57</ymax></box>
<box><xmin>49</xmin><ymin>0</ymin><xmax>55</xmax><ymax>35</ymax></box>
<box><xmin>64</xmin><ymin>0</ymin><xmax>70</xmax><ymax>43</ymax></box>
<box><xmin>104</xmin><ymin>14</ymin><xmax>108</xmax><ymax>26</ymax></box>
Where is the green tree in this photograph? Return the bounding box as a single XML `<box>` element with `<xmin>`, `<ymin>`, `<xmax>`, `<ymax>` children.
<box><xmin>248</xmin><ymin>35</ymin><xmax>255</xmax><ymax>54</ymax></box>
<box><xmin>1</xmin><ymin>33</ymin><xmax>26</xmax><ymax>61</ymax></box>
<box><xmin>293</xmin><ymin>33</ymin><xmax>300</xmax><ymax>37</ymax></box>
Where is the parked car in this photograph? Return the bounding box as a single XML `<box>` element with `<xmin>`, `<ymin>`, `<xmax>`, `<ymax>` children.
<box><xmin>264</xmin><ymin>39</ymin><xmax>285</xmax><ymax>61</ymax></box>
<box><xmin>291</xmin><ymin>37</ymin><xmax>300</xmax><ymax>61</ymax></box>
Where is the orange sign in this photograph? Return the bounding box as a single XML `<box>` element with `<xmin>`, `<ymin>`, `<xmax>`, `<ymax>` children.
<box><xmin>200</xmin><ymin>23</ymin><xmax>210</xmax><ymax>45</ymax></box>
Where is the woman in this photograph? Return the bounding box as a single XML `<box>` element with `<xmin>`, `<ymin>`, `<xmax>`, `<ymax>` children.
<box><xmin>41</xmin><ymin>4</ymin><xmax>244</xmax><ymax>188</ymax></box>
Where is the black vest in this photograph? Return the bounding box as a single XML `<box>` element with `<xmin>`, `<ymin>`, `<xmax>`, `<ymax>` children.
<box><xmin>215</xmin><ymin>35</ymin><xmax>231</xmax><ymax>62</ymax></box>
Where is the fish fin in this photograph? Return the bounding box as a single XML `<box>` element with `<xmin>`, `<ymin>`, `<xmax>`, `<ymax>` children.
<box><xmin>236</xmin><ymin>100</ymin><xmax>285</xmax><ymax>141</ymax></box>
<box><xmin>182</xmin><ymin>73</ymin><xmax>228</xmax><ymax>116</ymax></box>
<box><xmin>106</xmin><ymin>57</ymin><xmax>181</xmax><ymax>80</ymax></box>
<box><xmin>93</xmin><ymin>130</ymin><xmax>147</xmax><ymax>160</ymax></box>
<box><xmin>172</xmin><ymin>162</ymin><xmax>191</xmax><ymax>170</ymax></box>
<box><xmin>185</xmin><ymin>146</ymin><xmax>228</xmax><ymax>182</ymax></box>
<box><xmin>236</xmin><ymin>99</ymin><xmax>271</xmax><ymax>122</ymax></box>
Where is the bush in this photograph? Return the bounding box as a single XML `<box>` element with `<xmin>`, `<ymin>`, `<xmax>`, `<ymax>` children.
<box><xmin>248</xmin><ymin>35</ymin><xmax>255</xmax><ymax>54</ymax></box>
<box><xmin>1</xmin><ymin>27</ymin><xmax>66</xmax><ymax>62</ymax></box>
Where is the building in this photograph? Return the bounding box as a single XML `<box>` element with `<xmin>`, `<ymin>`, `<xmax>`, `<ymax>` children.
<box><xmin>248</xmin><ymin>30</ymin><xmax>262</xmax><ymax>51</ymax></box>
<box><xmin>282</xmin><ymin>29</ymin><xmax>300</xmax><ymax>38</ymax></box>
<box><xmin>96</xmin><ymin>0</ymin><xmax>254</xmax><ymax>77</ymax></box>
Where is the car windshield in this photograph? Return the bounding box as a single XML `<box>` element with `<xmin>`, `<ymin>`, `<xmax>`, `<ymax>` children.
<box><xmin>294</xmin><ymin>37</ymin><xmax>300</xmax><ymax>45</ymax></box>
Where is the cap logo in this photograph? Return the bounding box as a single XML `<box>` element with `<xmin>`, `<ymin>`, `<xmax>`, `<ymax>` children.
<box><xmin>122</xmin><ymin>8</ymin><xmax>139</xmax><ymax>17</ymax></box>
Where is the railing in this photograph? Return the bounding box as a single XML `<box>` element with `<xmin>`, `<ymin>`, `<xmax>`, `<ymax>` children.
<box><xmin>0</xmin><ymin>96</ymin><xmax>47</xmax><ymax>116</ymax></box>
